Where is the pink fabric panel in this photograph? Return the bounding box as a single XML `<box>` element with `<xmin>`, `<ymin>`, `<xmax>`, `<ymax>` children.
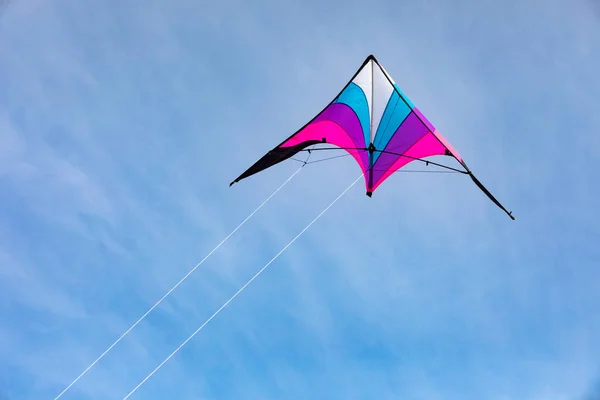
<box><xmin>413</xmin><ymin>108</ymin><xmax>463</xmax><ymax>163</ymax></box>
<box><xmin>432</xmin><ymin>128</ymin><xmax>463</xmax><ymax>163</ymax></box>
<box><xmin>281</xmin><ymin>120</ymin><xmax>370</xmax><ymax>181</ymax></box>
<box><xmin>370</xmin><ymin>131</ymin><xmax>447</xmax><ymax>192</ymax></box>
<box><xmin>280</xmin><ymin>120</ymin><xmax>359</xmax><ymax>148</ymax></box>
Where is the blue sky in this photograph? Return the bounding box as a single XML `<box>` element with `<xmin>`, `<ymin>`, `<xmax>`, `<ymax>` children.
<box><xmin>1</xmin><ymin>0</ymin><xmax>600</xmax><ymax>399</ymax></box>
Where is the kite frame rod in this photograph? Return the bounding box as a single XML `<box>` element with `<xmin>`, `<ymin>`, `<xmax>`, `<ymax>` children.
<box><xmin>376</xmin><ymin>149</ymin><xmax>468</xmax><ymax>174</ymax></box>
<box><xmin>382</xmin><ymin>147</ymin><xmax>514</xmax><ymax>219</ymax></box>
<box><xmin>298</xmin><ymin>146</ymin><xmax>468</xmax><ymax>174</ymax></box>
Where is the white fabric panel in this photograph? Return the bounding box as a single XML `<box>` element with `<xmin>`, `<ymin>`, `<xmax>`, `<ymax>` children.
<box><xmin>370</xmin><ymin>62</ymin><xmax>394</xmax><ymax>143</ymax></box>
<box><xmin>351</xmin><ymin>60</ymin><xmax>373</xmax><ymax>140</ymax></box>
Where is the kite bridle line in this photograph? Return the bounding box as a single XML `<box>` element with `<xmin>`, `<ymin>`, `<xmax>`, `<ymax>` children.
<box><xmin>52</xmin><ymin>159</ymin><xmax>313</xmax><ymax>400</ymax></box>
<box><xmin>121</xmin><ymin>169</ymin><xmax>368</xmax><ymax>399</ymax></box>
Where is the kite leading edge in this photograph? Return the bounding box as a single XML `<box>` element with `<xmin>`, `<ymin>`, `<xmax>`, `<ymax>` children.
<box><xmin>229</xmin><ymin>55</ymin><xmax>514</xmax><ymax>220</ymax></box>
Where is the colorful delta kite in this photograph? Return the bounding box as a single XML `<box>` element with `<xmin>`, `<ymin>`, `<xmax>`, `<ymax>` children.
<box><xmin>230</xmin><ymin>55</ymin><xmax>514</xmax><ymax>220</ymax></box>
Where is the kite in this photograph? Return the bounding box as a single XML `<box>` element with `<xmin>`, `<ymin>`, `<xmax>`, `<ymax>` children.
<box><xmin>230</xmin><ymin>55</ymin><xmax>514</xmax><ymax>220</ymax></box>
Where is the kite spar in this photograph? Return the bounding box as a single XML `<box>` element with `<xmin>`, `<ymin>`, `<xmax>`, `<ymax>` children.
<box><xmin>230</xmin><ymin>55</ymin><xmax>514</xmax><ymax>220</ymax></box>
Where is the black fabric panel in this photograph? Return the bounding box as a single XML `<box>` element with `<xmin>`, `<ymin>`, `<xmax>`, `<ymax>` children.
<box><xmin>229</xmin><ymin>140</ymin><xmax>323</xmax><ymax>186</ymax></box>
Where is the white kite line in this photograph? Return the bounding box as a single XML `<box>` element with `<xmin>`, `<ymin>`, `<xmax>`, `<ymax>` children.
<box><xmin>54</xmin><ymin>166</ymin><xmax>304</xmax><ymax>400</ymax></box>
<box><xmin>122</xmin><ymin>172</ymin><xmax>364</xmax><ymax>399</ymax></box>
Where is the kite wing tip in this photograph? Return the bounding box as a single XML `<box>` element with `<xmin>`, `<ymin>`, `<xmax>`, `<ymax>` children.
<box><xmin>509</xmin><ymin>211</ymin><xmax>515</xmax><ymax>220</ymax></box>
<box><xmin>366</xmin><ymin>191</ymin><xmax>372</xmax><ymax>198</ymax></box>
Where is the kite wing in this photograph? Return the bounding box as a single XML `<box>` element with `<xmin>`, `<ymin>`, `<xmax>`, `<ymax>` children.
<box><xmin>230</xmin><ymin>55</ymin><xmax>514</xmax><ymax>220</ymax></box>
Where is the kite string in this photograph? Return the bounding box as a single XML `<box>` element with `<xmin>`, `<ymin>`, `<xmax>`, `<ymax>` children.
<box><xmin>121</xmin><ymin>171</ymin><xmax>365</xmax><ymax>399</ymax></box>
<box><xmin>53</xmin><ymin>166</ymin><xmax>304</xmax><ymax>400</ymax></box>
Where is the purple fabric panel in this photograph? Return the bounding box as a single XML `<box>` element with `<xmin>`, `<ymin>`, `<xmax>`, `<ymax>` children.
<box><xmin>312</xmin><ymin>103</ymin><xmax>368</xmax><ymax>149</ymax></box>
<box><xmin>370</xmin><ymin>112</ymin><xmax>429</xmax><ymax>185</ymax></box>
<box><xmin>311</xmin><ymin>102</ymin><xmax>369</xmax><ymax>169</ymax></box>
